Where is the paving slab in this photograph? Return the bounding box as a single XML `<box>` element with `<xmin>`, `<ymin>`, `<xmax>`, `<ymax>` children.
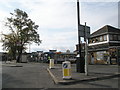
<box><xmin>47</xmin><ymin>64</ymin><xmax>120</xmax><ymax>85</ymax></box>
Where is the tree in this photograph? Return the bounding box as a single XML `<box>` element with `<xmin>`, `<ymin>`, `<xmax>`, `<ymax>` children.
<box><xmin>1</xmin><ymin>9</ymin><xmax>41</xmax><ymax>62</ymax></box>
<box><xmin>1</xmin><ymin>33</ymin><xmax>18</xmax><ymax>60</ymax></box>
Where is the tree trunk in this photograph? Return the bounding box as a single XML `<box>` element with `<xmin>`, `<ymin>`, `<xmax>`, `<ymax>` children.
<box><xmin>13</xmin><ymin>52</ymin><xmax>16</xmax><ymax>60</ymax></box>
<box><xmin>17</xmin><ymin>48</ymin><xmax>22</xmax><ymax>63</ymax></box>
<box><xmin>17</xmin><ymin>54</ymin><xmax>20</xmax><ymax>63</ymax></box>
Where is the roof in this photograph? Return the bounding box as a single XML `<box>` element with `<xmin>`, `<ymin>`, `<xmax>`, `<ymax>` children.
<box><xmin>90</xmin><ymin>25</ymin><xmax>120</xmax><ymax>38</ymax></box>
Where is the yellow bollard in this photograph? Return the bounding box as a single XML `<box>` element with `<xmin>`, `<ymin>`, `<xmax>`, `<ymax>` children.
<box><xmin>49</xmin><ymin>59</ymin><xmax>54</xmax><ymax>69</ymax></box>
<box><xmin>62</xmin><ymin>61</ymin><xmax>72</xmax><ymax>79</ymax></box>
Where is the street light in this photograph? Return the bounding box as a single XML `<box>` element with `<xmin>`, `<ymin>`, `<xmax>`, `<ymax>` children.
<box><xmin>76</xmin><ymin>0</ymin><xmax>85</xmax><ymax>73</ymax></box>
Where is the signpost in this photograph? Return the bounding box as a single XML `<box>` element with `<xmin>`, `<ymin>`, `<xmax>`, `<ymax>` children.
<box><xmin>78</xmin><ymin>24</ymin><xmax>90</xmax><ymax>38</ymax></box>
<box><xmin>84</xmin><ymin>22</ymin><xmax>89</xmax><ymax>76</ymax></box>
<box><xmin>76</xmin><ymin>0</ymin><xmax>90</xmax><ymax>74</ymax></box>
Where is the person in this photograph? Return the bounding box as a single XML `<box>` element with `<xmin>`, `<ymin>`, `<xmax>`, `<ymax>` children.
<box><xmin>48</xmin><ymin>56</ymin><xmax>51</xmax><ymax>63</ymax></box>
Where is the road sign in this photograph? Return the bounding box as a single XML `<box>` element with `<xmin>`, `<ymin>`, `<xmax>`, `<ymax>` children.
<box><xmin>62</xmin><ymin>61</ymin><xmax>71</xmax><ymax>79</ymax></box>
<box><xmin>78</xmin><ymin>24</ymin><xmax>90</xmax><ymax>38</ymax></box>
<box><xmin>63</xmin><ymin>63</ymin><xmax>68</xmax><ymax>68</ymax></box>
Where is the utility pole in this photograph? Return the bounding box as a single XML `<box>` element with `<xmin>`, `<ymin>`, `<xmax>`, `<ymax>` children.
<box><xmin>76</xmin><ymin>0</ymin><xmax>85</xmax><ymax>73</ymax></box>
<box><xmin>84</xmin><ymin>22</ymin><xmax>88</xmax><ymax>76</ymax></box>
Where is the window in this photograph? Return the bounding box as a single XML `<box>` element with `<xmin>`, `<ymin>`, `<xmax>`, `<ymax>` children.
<box><xmin>100</xmin><ymin>36</ymin><xmax>103</xmax><ymax>41</ymax></box>
<box><xmin>113</xmin><ymin>35</ymin><xmax>118</xmax><ymax>40</ymax></box>
<box><xmin>88</xmin><ymin>39</ymin><xmax>92</xmax><ymax>43</ymax></box>
<box><xmin>93</xmin><ymin>38</ymin><xmax>96</xmax><ymax>43</ymax></box>
<box><xmin>109</xmin><ymin>35</ymin><xmax>113</xmax><ymax>41</ymax></box>
<box><xmin>91</xmin><ymin>38</ymin><xmax>94</xmax><ymax>43</ymax></box>
<box><xmin>118</xmin><ymin>35</ymin><xmax>120</xmax><ymax>40</ymax></box>
<box><xmin>95</xmin><ymin>37</ymin><xmax>99</xmax><ymax>42</ymax></box>
<box><xmin>96</xmin><ymin>51</ymin><xmax>106</xmax><ymax>60</ymax></box>
<box><xmin>109</xmin><ymin>34</ymin><xmax>119</xmax><ymax>41</ymax></box>
<box><xmin>103</xmin><ymin>35</ymin><xmax>107</xmax><ymax>41</ymax></box>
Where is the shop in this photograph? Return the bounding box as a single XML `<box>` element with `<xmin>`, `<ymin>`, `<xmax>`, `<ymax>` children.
<box><xmin>88</xmin><ymin>25</ymin><xmax>120</xmax><ymax>65</ymax></box>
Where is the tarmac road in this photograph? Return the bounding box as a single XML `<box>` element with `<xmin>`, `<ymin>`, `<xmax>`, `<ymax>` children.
<box><xmin>2</xmin><ymin>63</ymin><xmax>120</xmax><ymax>89</ymax></box>
<box><xmin>2</xmin><ymin>63</ymin><xmax>55</xmax><ymax>89</ymax></box>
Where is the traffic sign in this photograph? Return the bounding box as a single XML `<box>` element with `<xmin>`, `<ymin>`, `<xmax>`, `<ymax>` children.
<box><xmin>63</xmin><ymin>63</ymin><xmax>68</xmax><ymax>68</ymax></box>
<box><xmin>62</xmin><ymin>61</ymin><xmax>71</xmax><ymax>79</ymax></box>
<box><xmin>78</xmin><ymin>24</ymin><xmax>90</xmax><ymax>38</ymax></box>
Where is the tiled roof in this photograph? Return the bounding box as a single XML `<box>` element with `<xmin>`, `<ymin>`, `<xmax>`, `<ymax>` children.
<box><xmin>90</xmin><ymin>25</ymin><xmax>120</xmax><ymax>38</ymax></box>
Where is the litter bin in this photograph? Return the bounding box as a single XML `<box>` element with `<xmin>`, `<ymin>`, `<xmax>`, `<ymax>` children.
<box><xmin>62</xmin><ymin>61</ymin><xmax>72</xmax><ymax>79</ymax></box>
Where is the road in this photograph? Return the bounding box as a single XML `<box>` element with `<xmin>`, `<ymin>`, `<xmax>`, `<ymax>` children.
<box><xmin>2</xmin><ymin>63</ymin><xmax>55</xmax><ymax>89</ymax></box>
<box><xmin>2</xmin><ymin>63</ymin><xmax>119</xmax><ymax>89</ymax></box>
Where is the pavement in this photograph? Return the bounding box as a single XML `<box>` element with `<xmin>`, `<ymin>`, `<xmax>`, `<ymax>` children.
<box><xmin>2</xmin><ymin>62</ymin><xmax>23</xmax><ymax>67</ymax></box>
<box><xmin>47</xmin><ymin>64</ymin><xmax>120</xmax><ymax>85</ymax></box>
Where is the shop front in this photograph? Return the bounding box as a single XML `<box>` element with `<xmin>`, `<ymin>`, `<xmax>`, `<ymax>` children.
<box><xmin>89</xmin><ymin>47</ymin><xmax>120</xmax><ymax>65</ymax></box>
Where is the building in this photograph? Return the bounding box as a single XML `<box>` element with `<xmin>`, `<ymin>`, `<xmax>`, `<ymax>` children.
<box><xmin>75</xmin><ymin>25</ymin><xmax>120</xmax><ymax>65</ymax></box>
<box><xmin>54</xmin><ymin>51</ymin><xmax>77</xmax><ymax>63</ymax></box>
<box><xmin>42</xmin><ymin>50</ymin><xmax>77</xmax><ymax>63</ymax></box>
<box><xmin>88</xmin><ymin>25</ymin><xmax>120</xmax><ymax>64</ymax></box>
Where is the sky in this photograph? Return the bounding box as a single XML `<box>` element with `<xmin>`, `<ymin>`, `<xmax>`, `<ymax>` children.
<box><xmin>0</xmin><ymin>0</ymin><xmax>119</xmax><ymax>53</ymax></box>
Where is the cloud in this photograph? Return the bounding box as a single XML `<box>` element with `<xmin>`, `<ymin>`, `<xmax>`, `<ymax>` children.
<box><xmin>80</xmin><ymin>2</ymin><xmax>118</xmax><ymax>33</ymax></box>
<box><xmin>18</xmin><ymin>1</ymin><xmax>77</xmax><ymax>29</ymax></box>
<box><xmin>0</xmin><ymin>0</ymin><xmax>118</xmax><ymax>52</ymax></box>
<box><xmin>17</xmin><ymin>0</ymin><xmax>78</xmax><ymax>52</ymax></box>
<box><xmin>0</xmin><ymin>0</ymin><xmax>77</xmax><ymax>52</ymax></box>
<box><xmin>37</xmin><ymin>30</ymin><xmax>78</xmax><ymax>52</ymax></box>
<box><xmin>80</xmin><ymin>0</ymin><xmax>119</xmax><ymax>2</ymax></box>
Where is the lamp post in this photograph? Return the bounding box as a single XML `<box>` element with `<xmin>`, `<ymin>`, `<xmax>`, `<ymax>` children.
<box><xmin>76</xmin><ymin>0</ymin><xmax>85</xmax><ymax>73</ymax></box>
<box><xmin>76</xmin><ymin>0</ymin><xmax>80</xmax><ymax>73</ymax></box>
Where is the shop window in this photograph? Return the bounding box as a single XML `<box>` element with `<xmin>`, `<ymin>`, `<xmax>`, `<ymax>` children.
<box><xmin>96</xmin><ymin>51</ymin><xmax>106</xmax><ymax>60</ymax></box>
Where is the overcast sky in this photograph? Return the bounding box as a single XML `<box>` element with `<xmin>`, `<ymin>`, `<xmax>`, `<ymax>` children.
<box><xmin>0</xmin><ymin>0</ymin><xmax>119</xmax><ymax>52</ymax></box>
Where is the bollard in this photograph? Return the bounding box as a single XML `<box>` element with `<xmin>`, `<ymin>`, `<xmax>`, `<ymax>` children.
<box><xmin>62</xmin><ymin>61</ymin><xmax>72</xmax><ymax>79</ymax></box>
<box><xmin>49</xmin><ymin>59</ymin><xmax>54</xmax><ymax>69</ymax></box>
